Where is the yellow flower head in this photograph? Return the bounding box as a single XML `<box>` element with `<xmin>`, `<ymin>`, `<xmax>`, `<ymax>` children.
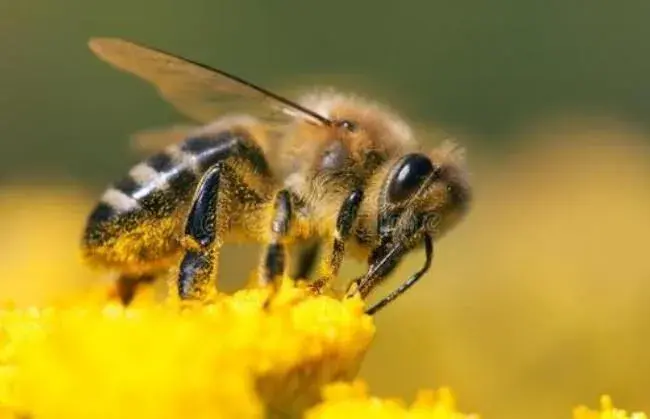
<box><xmin>306</xmin><ymin>381</ymin><xmax>478</xmax><ymax>419</ymax></box>
<box><xmin>574</xmin><ymin>396</ymin><xmax>648</xmax><ymax>419</ymax></box>
<box><xmin>0</xmin><ymin>280</ymin><xmax>374</xmax><ymax>418</ymax></box>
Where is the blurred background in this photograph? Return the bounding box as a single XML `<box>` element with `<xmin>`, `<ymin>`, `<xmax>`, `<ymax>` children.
<box><xmin>2</xmin><ymin>0</ymin><xmax>650</xmax><ymax>418</ymax></box>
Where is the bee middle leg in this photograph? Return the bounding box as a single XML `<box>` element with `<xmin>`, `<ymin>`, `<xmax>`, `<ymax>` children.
<box><xmin>259</xmin><ymin>189</ymin><xmax>294</xmax><ymax>295</ymax></box>
<box><xmin>310</xmin><ymin>188</ymin><xmax>364</xmax><ymax>294</ymax></box>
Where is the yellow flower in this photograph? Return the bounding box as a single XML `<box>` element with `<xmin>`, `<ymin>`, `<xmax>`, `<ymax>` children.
<box><xmin>306</xmin><ymin>381</ymin><xmax>477</xmax><ymax>419</ymax></box>
<box><xmin>574</xmin><ymin>396</ymin><xmax>648</xmax><ymax>419</ymax></box>
<box><xmin>0</xmin><ymin>275</ymin><xmax>647</xmax><ymax>419</ymax></box>
<box><xmin>0</xmin><ymin>280</ymin><xmax>374</xmax><ymax>418</ymax></box>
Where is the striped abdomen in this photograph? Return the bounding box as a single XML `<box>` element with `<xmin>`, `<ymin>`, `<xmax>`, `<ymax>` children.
<box><xmin>82</xmin><ymin>131</ymin><xmax>268</xmax><ymax>274</ymax></box>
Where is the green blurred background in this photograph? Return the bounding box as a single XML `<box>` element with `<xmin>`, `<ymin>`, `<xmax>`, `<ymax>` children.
<box><xmin>2</xmin><ymin>0</ymin><xmax>650</xmax><ymax>418</ymax></box>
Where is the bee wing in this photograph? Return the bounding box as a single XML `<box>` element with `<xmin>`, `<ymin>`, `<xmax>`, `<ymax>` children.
<box><xmin>88</xmin><ymin>37</ymin><xmax>331</xmax><ymax>126</ymax></box>
<box><xmin>129</xmin><ymin>124</ymin><xmax>200</xmax><ymax>154</ymax></box>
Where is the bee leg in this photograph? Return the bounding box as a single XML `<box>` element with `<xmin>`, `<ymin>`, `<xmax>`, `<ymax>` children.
<box><xmin>112</xmin><ymin>273</ymin><xmax>156</xmax><ymax>305</ymax></box>
<box><xmin>311</xmin><ymin>188</ymin><xmax>364</xmax><ymax>294</ymax></box>
<box><xmin>177</xmin><ymin>163</ymin><xmax>224</xmax><ymax>300</ymax></box>
<box><xmin>364</xmin><ymin>235</ymin><xmax>433</xmax><ymax>315</ymax></box>
<box><xmin>177</xmin><ymin>128</ymin><xmax>275</xmax><ymax>300</ymax></box>
<box><xmin>260</xmin><ymin>189</ymin><xmax>293</xmax><ymax>293</ymax></box>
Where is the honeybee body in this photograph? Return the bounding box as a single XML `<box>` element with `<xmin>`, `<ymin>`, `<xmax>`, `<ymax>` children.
<box><xmin>83</xmin><ymin>112</ymin><xmax>406</xmax><ymax>274</ymax></box>
<box><xmin>83</xmin><ymin>38</ymin><xmax>471</xmax><ymax>313</ymax></box>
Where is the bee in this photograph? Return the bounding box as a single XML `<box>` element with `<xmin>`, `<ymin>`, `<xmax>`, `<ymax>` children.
<box><xmin>82</xmin><ymin>38</ymin><xmax>471</xmax><ymax>314</ymax></box>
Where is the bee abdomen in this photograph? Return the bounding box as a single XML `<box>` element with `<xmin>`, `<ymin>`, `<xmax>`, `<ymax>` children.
<box><xmin>82</xmin><ymin>132</ymin><xmax>256</xmax><ymax>271</ymax></box>
<box><xmin>88</xmin><ymin>132</ymin><xmax>247</xmax><ymax>225</ymax></box>
<box><xmin>88</xmin><ymin>152</ymin><xmax>193</xmax><ymax>228</ymax></box>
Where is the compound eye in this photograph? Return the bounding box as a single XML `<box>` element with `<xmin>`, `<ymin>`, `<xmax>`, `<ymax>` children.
<box><xmin>387</xmin><ymin>153</ymin><xmax>435</xmax><ymax>203</ymax></box>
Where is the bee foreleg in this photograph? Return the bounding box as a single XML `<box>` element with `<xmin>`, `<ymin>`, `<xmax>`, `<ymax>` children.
<box><xmin>311</xmin><ymin>188</ymin><xmax>364</xmax><ymax>294</ymax></box>
<box><xmin>260</xmin><ymin>189</ymin><xmax>293</xmax><ymax>290</ymax></box>
<box><xmin>364</xmin><ymin>235</ymin><xmax>434</xmax><ymax>315</ymax></box>
<box><xmin>178</xmin><ymin>163</ymin><xmax>224</xmax><ymax>300</ymax></box>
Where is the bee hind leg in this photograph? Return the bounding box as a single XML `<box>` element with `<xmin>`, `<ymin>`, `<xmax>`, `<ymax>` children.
<box><xmin>177</xmin><ymin>163</ymin><xmax>225</xmax><ymax>300</ymax></box>
<box><xmin>177</xmin><ymin>129</ymin><xmax>276</xmax><ymax>301</ymax></box>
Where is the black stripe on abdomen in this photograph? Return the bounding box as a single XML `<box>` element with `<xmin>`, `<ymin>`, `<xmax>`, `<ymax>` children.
<box><xmin>86</xmin><ymin>201</ymin><xmax>118</xmax><ymax>226</ymax></box>
<box><xmin>181</xmin><ymin>133</ymin><xmax>240</xmax><ymax>172</ymax></box>
<box><xmin>88</xmin><ymin>129</ymin><xmax>265</xmax><ymax>229</ymax></box>
<box><xmin>113</xmin><ymin>175</ymin><xmax>141</xmax><ymax>196</ymax></box>
<box><xmin>181</xmin><ymin>132</ymin><xmax>271</xmax><ymax>176</ymax></box>
<box><xmin>146</xmin><ymin>152</ymin><xmax>176</xmax><ymax>173</ymax></box>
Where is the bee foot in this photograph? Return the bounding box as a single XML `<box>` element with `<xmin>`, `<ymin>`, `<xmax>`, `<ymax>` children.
<box><xmin>308</xmin><ymin>277</ymin><xmax>331</xmax><ymax>296</ymax></box>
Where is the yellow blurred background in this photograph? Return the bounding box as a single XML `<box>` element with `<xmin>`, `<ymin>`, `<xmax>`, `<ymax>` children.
<box><xmin>2</xmin><ymin>0</ymin><xmax>650</xmax><ymax>418</ymax></box>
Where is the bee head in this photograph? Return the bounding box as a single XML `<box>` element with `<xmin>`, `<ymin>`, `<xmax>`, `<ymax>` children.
<box><xmin>376</xmin><ymin>141</ymin><xmax>471</xmax><ymax>247</ymax></box>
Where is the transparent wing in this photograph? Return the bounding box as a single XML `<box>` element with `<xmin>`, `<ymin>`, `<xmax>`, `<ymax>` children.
<box><xmin>129</xmin><ymin>124</ymin><xmax>200</xmax><ymax>154</ymax></box>
<box><xmin>129</xmin><ymin>118</ymin><xmax>280</xmax><ymax>155</ymax></box>
<box><xmin>88</xmin><ymin>37</ymin><xmax>330</xmax><ymax>126</ymax></box>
